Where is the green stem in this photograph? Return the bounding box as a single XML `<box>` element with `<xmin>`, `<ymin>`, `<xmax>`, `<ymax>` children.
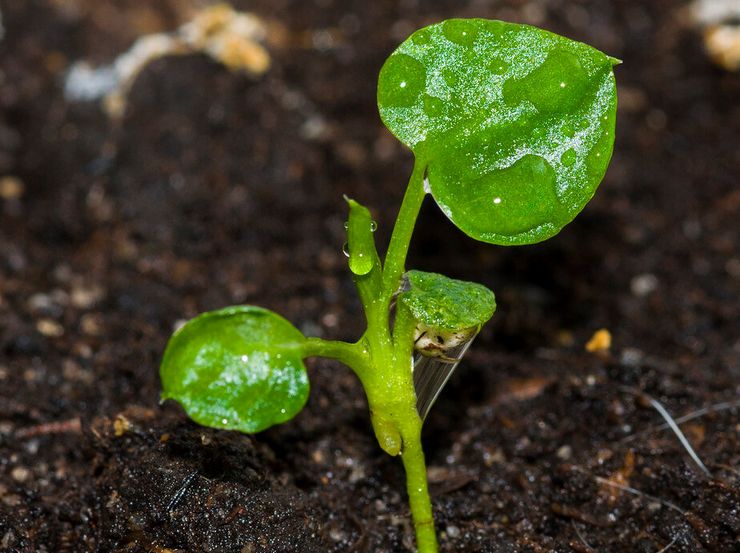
<box><xmin>342</xmin><ymin>156</ymin><xmax>438</xmax><ymax>551</ymax></box>
<box><xmin>302</xmin><ymin>338</ymin><xmax>370</xmax><ymax>378</ymax></box>
<box><xmin>400</xmin><ymin>418</ymin><xmax>438</xmax><ymax>553</ymax></box>
<box><xmin>382</xmin><ymin>159</ymin><xmax>427</xmax><ymax>301</ymax></box>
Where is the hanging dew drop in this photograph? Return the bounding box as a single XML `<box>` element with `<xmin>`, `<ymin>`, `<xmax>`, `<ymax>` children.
<box><xmin>342</xmin><ymin>242</ymin><xmax>350</xmax><ymax>257</ymax></box>
<box><xmin>370</xmin><ymin>220</ymin><xmax>378</xmax><ymax>232</ymax></box>
<box><xmin>343</xmin><ymin>221</ymin><xmax>349</xmax><ymax>230</ymax></box>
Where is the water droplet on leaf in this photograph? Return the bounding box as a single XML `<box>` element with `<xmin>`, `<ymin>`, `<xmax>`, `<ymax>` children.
<box><xmin>442</xmin><ymin>19</ymin><xmax>478</xmax><ymax>47</ymax></box>
<box><xmin>560</xmin><ymin>148</ymin><xmax>577</xmax><ymax>167</ymax></box>
<box><xmin>441</xmin><ymin>67</ymin><xmax>459</xmax><ymax>87</ymax></box>
<box><xmin>502</xmin><ymin>49</ymin><xmax>588</xmax><ymax>114</ymax></box>
<box><xmin>413</xmin><ymin>28</ymin><xmax>432</xmax><ymax>45</ymax></box>
<box><xmin>445</xmin><ymin>154</ymin><xmax>561</xmax><ymax>237</ymax></box>
<box><xmin>488</xmin><ymin>57</ymin><xmax>509</xmax><ymax>75</ymax></box>
<box><xmin>423</xmin><ymin>94</ymin><xmax>445</xmax><ymax>117</ymax></box>
<box><xmin>377</xmin><ymin>54</ymin><xmax>426</xmax><ymax>108</ymax></box>
<box><xmin>342</xmin><ymin>242</ymin><xmax>350</xmax><ymax>257</ymax></box>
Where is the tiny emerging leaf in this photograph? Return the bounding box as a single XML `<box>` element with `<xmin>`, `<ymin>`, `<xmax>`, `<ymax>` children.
<box><xmin>398</xmin><ymin>270</ymin><xmax>496</xmax><ymax>333</ymax></box>
<box><xmin>160</xmin><ymin>306</ymin><xmax>309</xmax><ymax>433</ymax></box>
<box><xmin>397</xmin><ymin>270</ymin><xmax>495</xmax><ymax>420</ymax></box>
<box><xmin>378</xmin><ymin>18</ymin><xmax>618</xmax><ymax>245</ymax></box>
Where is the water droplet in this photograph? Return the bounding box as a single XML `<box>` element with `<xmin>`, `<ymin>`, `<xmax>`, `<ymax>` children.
<box><xmin>578</xmin><ymin>119</ymin><xmax>590</xmax><ymax>130</ymax></box>
<box><xmin>370</xmin><ymin>220</ymin><xmax>378</xmax><ymax>232</ymax></box>
<box><xmin>221</xmin><ymin>418</ymin><xmax>229</xmax><ymax>425</ymax></box>
<box><xmin>560</xmin><ymin>148</ymin><xmax>577</xmax><ymax>167</ymax></box>
<box><xmin>423</xmin><ymin>94</ymin><xmax>445</xmax><ymax>117</ymax></box>
<box><xmin>378</xmin><ymin>54</ymin><xmax>426</xmax><ymax>108</ymax></box>
<box><xmin>441</xmin><ymin>67</ymin><xmax>459</xmax><ymax>87</ymax></box>
<box><xmin>467</xmin><ymin>155</ymin><xmax>560</xmax><ymax>235</ymax></box>
<box><xmin>413</xmin><ymin>28</ymin><xmax>432</xmax><ymax>45</ymax></box>
<box><xmin>562</xmin><ymin>123</ymin><xmax>575</xmax><ymax>138</ymax></box>
<box><xmin>343</xmin><ymin>221</ymin><xmax>348</xmax><ymax>230</ymax></box>
<box><xmin>280</xmin><ymin>408</ymin><xmax>286</xmax><ymax>414</ymax></box>
<box><xmin>442</xmin><ymin>20</ymin><xmax>478</xmax><ymax>47</ymax></box>
<box><xmin>489</xmin><ymin>57</ymin><xmax>509</xmax><ymax>75</ymax></box>
<box><xmin>502</xmin><ymin>49</ymin><xmax>588</xmax><ymax>114</ymax></box>
<box><xmin>241</xmin><ymin>355</ymin><xmax>249</xmax><ymax>363</ymax></box>
<box><xmin>342</xmin><ymin>242</ymin><xmax>350</xmax><ymax>257</ymax></box>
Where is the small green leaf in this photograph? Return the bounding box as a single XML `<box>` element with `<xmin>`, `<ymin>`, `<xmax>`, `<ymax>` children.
<box><xmin>377</xmin><ymin>18</ymin><xmax>618</xmax><ymax>245</ymax></box>
<box><xmin>398</xmin><ymin>270</ymin><xmax>496</xmax><ymax>332</ymax></box>
<box><xmin>345</xmin><ymin>196</ymin><xmax>379</xmax><ymax>276</ymax></box>
<box><xmin>160</xmin><ymin>306</ymin><xmax>309</xmax><ymax>433</ymax></box>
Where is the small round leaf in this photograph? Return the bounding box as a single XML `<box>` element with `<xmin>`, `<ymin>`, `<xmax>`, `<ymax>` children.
<box><xmin>378</xmin><ymin>19</ymin><xmax>618</xmax><ymax>245</ymax></box>
<box><xmin>161</xmin><ymin>306</ymin><xmax>309</xmax><ymax>433</ymax></box>
<box><xmin>398</xmin><ymin>270</ymin><xmax>496</xmax><ymax>332</ymax></box>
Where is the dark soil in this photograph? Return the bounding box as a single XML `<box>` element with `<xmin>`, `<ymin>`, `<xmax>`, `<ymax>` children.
<box><xmin>1</xmin><ymin>1</ymin><xmax>738</xmax><ymax>552</ymax></box>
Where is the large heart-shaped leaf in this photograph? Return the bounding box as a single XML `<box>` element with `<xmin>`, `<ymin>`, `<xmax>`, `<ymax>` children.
<box><xmin>378</xmin><ymin>18</ymin><xmax>618</xmax><ymax>245</ymax></box>
<box><xmin>160</xmin><ymin>306</ymin><xmax>309</xmax><ymax>433</ymax></box>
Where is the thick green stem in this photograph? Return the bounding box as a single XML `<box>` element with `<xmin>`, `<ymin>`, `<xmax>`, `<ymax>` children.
<box><xmin>343</xmin><ymin>156</ymin><xmax>438</xmax><ymax>551</ymax></box>
<box><xmin>400</xmin><ymin>422</ymin><xmax>438</xmax><ymax>553</ymax></box>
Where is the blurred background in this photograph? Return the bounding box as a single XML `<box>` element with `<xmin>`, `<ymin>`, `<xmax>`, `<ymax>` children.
<box><xmin>0</xmin><ymin>1</ymin><xmax>738</xmax><ymax>552</ymax></box>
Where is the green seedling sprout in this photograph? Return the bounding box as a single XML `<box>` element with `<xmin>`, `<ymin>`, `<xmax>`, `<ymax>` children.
<box><xmin>160</xmin><ymin>18</ymin><xmax>617</xmax><ymax>552</ymax></box>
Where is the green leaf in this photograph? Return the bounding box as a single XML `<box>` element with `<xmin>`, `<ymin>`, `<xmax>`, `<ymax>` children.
<box><xmin>344</xmin><ymin>196</ymin><xmax>379</xmax><ymax>276</ymax></box>
<box><xmin>398</xmin><ymin>270</ymin><xmax>496</xmax><ymax>332</ymax></box>
<box><xmin>160</xmin><ymin>306</ymin><xmax>309</xmax><ymax>433</ymax></box>
<box><xmin>378</xmin><ymin>18</ymin><xmax>618</xmax><ymax>245</ymax></box>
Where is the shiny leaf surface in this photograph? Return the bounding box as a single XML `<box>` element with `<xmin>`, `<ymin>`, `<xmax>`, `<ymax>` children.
<box><xmin>161</xmin><ymin>306</ymin><xmax>309</xmax><ymax>433</ymax></box>
<box><xmin>378</xmin><ymin>18</ymin><xmax>618</xmax><ymax>245</ymax></box>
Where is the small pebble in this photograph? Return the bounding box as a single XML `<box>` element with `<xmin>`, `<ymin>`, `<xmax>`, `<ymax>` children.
<box><xmin>11</xmin><ymin>466</ymin><xmax>30</xmax><ymax>482</ymax></box>
<box><xmin>113</xmin><ymin>415</ymin><xmax>132</xmax><ymax>437</ymax></box>
<box><xmin>80</xmin><ymin>313</ymin><xmax>103</xmax><ymax>335</ymax></box>
<box><xmin>70</xmin><ymin>285</ymin><xmax>104</xmax><ymax>309</ymax></box>
<box><xmin>328</xmin><ymin>527</ymin><xmax>347</xmax><ymax>542</ymax></box>
<box><xmin>630</xmin><ymin>273</ymin><xmax>659</xmax><ymax>297</ymax></box>
<box><xmin>36</xmin><ymin>319</ymin><xmax>64</xmax><ymax>337</ymax></box>
<box><xmin>620</xmin><ymin>347</ymin><xmax>644</xmax><ymax>366</ymax></box>
<box><xmin>556</xmin><ymin>445</ymin><xmax>573</xmax><ymax>460</ymax></box>
<box><xmin>445</xmin><ymin>525</ymin><xmax>461</xmax><ymax>538</ymax></box>
<box><xmin>0</xmin><ymin>176</ymin><xmax>24</xmax><ymax>199</ymax></box>
<box><xmin>585</xmin><ymin>329</ymin><xmax>612</xmax><ymax>353</ymax></box>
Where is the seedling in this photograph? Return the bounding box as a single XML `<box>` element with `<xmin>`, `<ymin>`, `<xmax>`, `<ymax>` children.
<box><xmin>160</xmin><ymin>18</ymin><xmax>617</xmax><ymax>552</ymax></box>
